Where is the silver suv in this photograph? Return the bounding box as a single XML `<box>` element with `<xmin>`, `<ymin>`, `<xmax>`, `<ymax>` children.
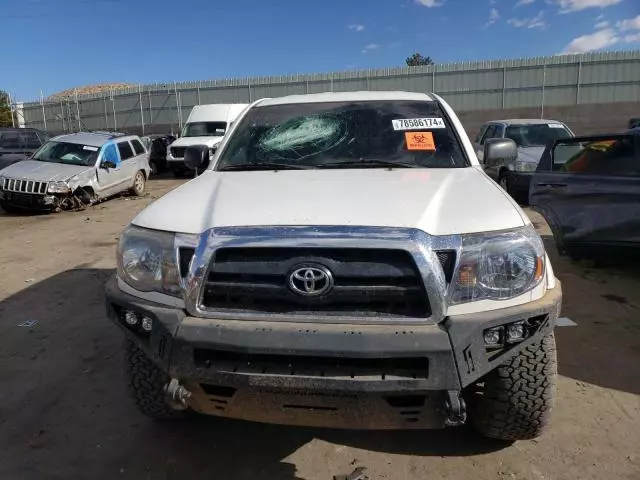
<box><xmin>0</xmin><ymin>131</ymin><xmax>150</xmax><ymax>213</ymax></box>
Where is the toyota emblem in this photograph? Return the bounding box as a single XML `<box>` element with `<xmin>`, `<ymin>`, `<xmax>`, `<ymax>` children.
<box><xmin>288</xmin><ymin>265</ymin><xmax>334</xmax><ymax>296</ymax></box>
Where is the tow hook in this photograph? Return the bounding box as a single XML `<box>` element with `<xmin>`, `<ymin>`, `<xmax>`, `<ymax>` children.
<box><xmin>164</xmin><ymin>379</ymin><xmax>192</xmax><ymax>410</ymax></box>
<box><xmin>444</xmin><ymin>390</ymin><xmax>467</xmax><ymax>426</ymax></box>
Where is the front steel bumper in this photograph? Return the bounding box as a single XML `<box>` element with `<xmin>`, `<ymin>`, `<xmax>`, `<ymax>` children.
<box><xmin>0</xmin><ymin>190</ymin><xmax>56</xmax><ymax>210</ymax></box>
<box><xmin>105</xmin><ymin>277</ymin><xmax>561</xmax><ymax>429</ymax></box>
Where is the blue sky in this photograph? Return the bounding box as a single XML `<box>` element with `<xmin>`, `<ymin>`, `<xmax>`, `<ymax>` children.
<box><xmin>3</xmin><ymin>0</ymin><xmax>639</xmax><ymax>100</ymax></box>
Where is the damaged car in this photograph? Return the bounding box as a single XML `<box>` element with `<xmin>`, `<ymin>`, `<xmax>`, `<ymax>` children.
<box><xmin>530</xmin><ymin>131</ymin><xmax>640</xmax><ymax>261</ymax></box>
<box><xmin>0</xmin><ymin>131</ymin><xmax>150</xmax><ymax>213</ymax></box>
<box><xmin>474</xmin><ymin>119</ymin><xmax>574</xmax><ymax>203</ymax></box>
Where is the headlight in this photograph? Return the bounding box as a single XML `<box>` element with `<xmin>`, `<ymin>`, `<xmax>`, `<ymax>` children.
<box><xmin>513</xmin><ymin>160</ymin><xmax>538</xmax><ymax>172</ymax></box>
<box><xmin>47</xmin><ymin>181</ymin><xmax>71</xmax><ymax>194</ymax></box>
<box><xmin>117</xmin><ymin>225</ymin><xmax>181</xmax><ymax>297</ymax></box>
<box><xmin>450</xmin><ymin>225</ymin><xmax>545</xmax><ymax>304</ymax></box>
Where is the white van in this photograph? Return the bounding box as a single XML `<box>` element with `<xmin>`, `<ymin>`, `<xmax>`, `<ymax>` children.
<box><xmin>166</xmin><ymin>103</ymin><xmax>248</xmax><ymax>176</ymax></box>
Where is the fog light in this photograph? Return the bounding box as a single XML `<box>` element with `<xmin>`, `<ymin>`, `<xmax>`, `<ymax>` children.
<box><xmin>124</xmin><ymin>311</ymin><xmax>139</xmax><ymax>326</ymax></box>
<box><xmin>141</xmin><ymin>316</ymin><xmax>153</xmax><ymax>332</ymax></box>
<box><xmin>506</xmin><ymin>322</ymin><xmax>526</xmax><ymax>343</ymax></box>
<box><xmin>483</xmin><ymin>327</ymin><xmax>502</xmax><ymax>346</ymax></box>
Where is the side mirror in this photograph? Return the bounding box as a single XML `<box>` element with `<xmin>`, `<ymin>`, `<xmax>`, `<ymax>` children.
<box><xmin>484</xmin><ymin>138</ymin><xmax>518</xmax><ymax>168</ymax></box>
<box><xmin>184</xmin><ymin>145</ymin><xmax>210</xmax><ymax>171</ymax></box>
<box><xmin>101</xmin><ymin>160</ymin><xmax>116</xmax><ymax>169</ymax></box>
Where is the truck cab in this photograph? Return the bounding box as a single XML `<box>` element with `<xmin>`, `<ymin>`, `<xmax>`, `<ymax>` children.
<box><xmin>166</xmin><ymin>104</ymin><xmax>248</xmax><ymax>177</ymax></box>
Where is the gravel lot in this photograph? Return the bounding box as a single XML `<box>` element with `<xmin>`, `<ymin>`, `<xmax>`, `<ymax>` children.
<box><xmin>0</xmin><ymin>177</ymin><xmax>638</xmax><ymax>480</ymax></box>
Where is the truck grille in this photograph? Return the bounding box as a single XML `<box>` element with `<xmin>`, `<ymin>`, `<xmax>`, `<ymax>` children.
<box><xmin>1</xmin><ymin>177</ymin><xmax>47</xmax><ymax>194</ymax></box>
<box><xmin>170</xmin><ymin>147</ymin><xmax>186</xmax><ymax>158</ymax></box>
<box><xmin>200</xmin><ymin>248</ymin><xmax>434</xmax><ymax>318</ymax></box>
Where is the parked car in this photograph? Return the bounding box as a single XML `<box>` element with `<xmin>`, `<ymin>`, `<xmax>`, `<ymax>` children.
<box><xmin>166</xmin><ymin>104</ymin><xmax>248</xmax><ymax>177</ymax></box>
<box><xmin>141</xmin><ymin>134</ymin><xmax>175</xmax><ymax>174</ymax></box>
<box><xmin>529</xmin><ymin>131</ymin><xmax>640</xmax><ymax>260</ymax></box>
<box><xmin>628</xmin><ymin>117</ymin><xmax>640</xmax><ymax>130</ymax></box>
<box><xmin>0</xmin><ymin>131</ymin><xmax>150</xmax><ymax>213</ymax></box>
<box><xmin>106</xmin><ymin>91</ymin><xmax>562</xmax><ymax>441</ymax></box>
<box><xmin>0</xmin><ymin>127</ymin><xmax>50</xmax><ymax>170</ymax></box>
<box><xmin>474</xmin><ymin>119</ymin><xmax>574</xmax><ymax>203</ymax></box>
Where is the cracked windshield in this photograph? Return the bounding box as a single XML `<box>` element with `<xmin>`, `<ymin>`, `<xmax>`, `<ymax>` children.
<box><xmin>1</xmin><ymin>0</ymin><xmax>639</xmax><ymax>479</ymax></box>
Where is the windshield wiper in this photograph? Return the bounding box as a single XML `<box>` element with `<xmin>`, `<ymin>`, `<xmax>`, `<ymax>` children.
<box><xmin>218</xmin><ymin>163</ymin><xmax>313</xmax><ymax>171</ymax></box>
<box><xmin>318</xmin><ymin>159</ymin><xmax>416</xmax><ymax>169</ymax></box>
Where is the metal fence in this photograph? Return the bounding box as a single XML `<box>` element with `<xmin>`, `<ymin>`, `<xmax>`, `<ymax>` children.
<box><xmin>18</xmin><ymin>50</ymin><xmax>640</xmax><ymax>135</ymax></box>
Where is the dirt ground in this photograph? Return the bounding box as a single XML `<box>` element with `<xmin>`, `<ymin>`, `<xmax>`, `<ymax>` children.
<box><xmin>0</xmin><ymin>177</ymin><xmax>638</xmax><ymax>480</ymax></box>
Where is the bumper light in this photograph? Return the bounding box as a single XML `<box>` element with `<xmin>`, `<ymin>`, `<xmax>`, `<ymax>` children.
<box><xmin>483</xmin><ymin>327</ymin><xmax>502</xmax><ymax>346</ymax></box>
<box><xmin>506</xmin><ymin>322</ymin><xmax>526</xmax><ymax>343</ymax></box>
<box><xmin>141</xmin><ymin>316</ymin><xmax>153</xmax><ymax>332</ymax></box>
<box><xmin>124</xmin><ymin>311</ymin><xmax>139</xmax><ymax>326</ymax></box>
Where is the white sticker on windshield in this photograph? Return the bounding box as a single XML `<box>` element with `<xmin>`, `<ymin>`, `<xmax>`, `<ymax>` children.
<box><xmin>392</xmin><ymin>118</ymin><xmax>445</xmax><ymax>131</ymax></box>
<box><xmin>215</xmin><ymin>129</ymin><xmax>225</xmax><ymax>134</ymax></box>
<box><xmin>83</xmin><ymin>146</ymin><xmax>98</xmax><ymax>151</ymax></box>
<box><xmin>548</xmin><ymin>123</ymin><xmax>564</xmax><ymax>129</ymax></box>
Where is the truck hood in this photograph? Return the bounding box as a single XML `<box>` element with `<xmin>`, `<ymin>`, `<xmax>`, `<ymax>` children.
<box><xmin>170</xmin><ymin>136</ymin><xmax>224</xmax><ymax>148</ymax></box>
<box><xmin>517</xmin><ymin>146</ymin><xmax>546</xmax><ymax>164</ymax></box>
<box><xmin>133</xmin><ymin>168</ymin><xmax>526</xmax><ymax>236</ymax></box>
<box><xmin>0</xmin><ymin>160</ymin><xmax>92</xmax><ymax>182</ymax></box>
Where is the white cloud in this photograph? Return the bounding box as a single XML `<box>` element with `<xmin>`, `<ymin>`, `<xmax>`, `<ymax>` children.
<box><xmin>595</xmin><ymin>13</ymin><xmax>604</xmax><ymax>21</ymax></box>
<box><xmin>562</xmin><ymin>13</ymin><xmax>640</xmax><ymax>53</ymax></box>
<box><xmin>552</xmin><ymin>0</ymin><xmax>623</xmax><ymax>14</ymax></box>
<box><xmin>507</xmin><ymin>10</ymin><xmax>546</xmax><ymax>29</ymax></box>
<box><xmin>486</xmin><ymin>8</ymin><xmax>500</xmax><ymax>26</ymax></box>
<box><xmin>562</xmin><ymin>28</ymin><xmax>619</xmax><ymax>52</ymax></box>
<box><xmin>361</xmin><ymin>43</ymin><xmax>380</xmax><ymax>54</ymax></box>
<box><xmin>414</xmin><ymin>0</ymin><xmax>444</xmax><ymax>7</ymax></box>
<box><xmin>516</xmin><ymin>0</ymin><xmax>535</xmax><ymax>6</ymax></box>
<box><xmin>624</xmin><ymin>32</ymin><xmax>640</xmax><ymax>43</ymax></box>
<box><xmin>617</xmin><ymin>15</ymin><xmax>640</xmax><ymax>31</ymax></box>
<box><xmin>348</xmin><ymin>24</ymin><xmax>365</xmax><ymax>32</ymax></box>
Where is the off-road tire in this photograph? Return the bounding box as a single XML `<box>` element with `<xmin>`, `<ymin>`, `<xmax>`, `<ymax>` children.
<box><xmin>471</xmin><ymin>333</ymin><xmax>557</xmax><ymax>441</ymax></box>
<box><xmin>130</xmin><ymin>171</ymin><xmax>146</xmax><ymax>196</ymax></box>
<box><xmin>125</xmin><ymin>339</ymin><xmax>187</xmax><ymax>420</ymax></box>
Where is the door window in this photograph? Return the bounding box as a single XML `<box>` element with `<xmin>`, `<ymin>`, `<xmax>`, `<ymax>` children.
<box><xmin>117</xmin><ymin>141</ymin><xmax>135</xmax><ymax>160</ymax></box>
<box><xmin>480</xmin><ymin>125</ymin><xmax>499</xmax><ymax>145</ymax></box>
<box><xmin>131</xmin><ymin>139</ymin><xmax>146</xmax><ymax>155</ymax></box>
<box><xmin>552</xmin><ymin>135</ymin><xmax>639</xmax><ymax>177</ymax></box>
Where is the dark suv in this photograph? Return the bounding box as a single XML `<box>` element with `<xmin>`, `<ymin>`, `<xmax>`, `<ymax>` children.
<box><xmin>0</xmin><ymin>128</ymin><xmax>50</xmax><ymax>170</ymax></box>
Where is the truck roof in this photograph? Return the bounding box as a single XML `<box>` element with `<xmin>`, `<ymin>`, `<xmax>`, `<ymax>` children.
<box><xmin>186</xmin><ymin>104</ymin><xmax>249</xmax><ymax>124</ymax></box>
<box><xmin>258</xmin><ymin>91</ymin><xmax>436</xmax><ymax>107</ymax></box>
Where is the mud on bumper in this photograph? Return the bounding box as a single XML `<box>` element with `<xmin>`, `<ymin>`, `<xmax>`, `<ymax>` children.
<box><xmin>105</xmin><ymin>277</ymin><xmax>561</xmax><ymax>429</ymax></box>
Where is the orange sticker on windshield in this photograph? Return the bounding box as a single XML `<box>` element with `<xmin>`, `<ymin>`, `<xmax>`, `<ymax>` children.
<box><xmin>405</xmin><ymin>132</ymin><xmax>435</xmax><ymax>151</ymax></box>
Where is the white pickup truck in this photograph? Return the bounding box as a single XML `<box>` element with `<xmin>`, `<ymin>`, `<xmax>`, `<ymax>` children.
<box><xmin>106</xmin><ymin>91</ymin><xmax>561</xmax><ymax>441</ymax></box>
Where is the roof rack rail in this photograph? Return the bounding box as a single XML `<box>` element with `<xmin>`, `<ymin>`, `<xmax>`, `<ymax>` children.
<box><xmin>87</xmin><ymin>130</ymin><xmax>127</xmax><ymax>138</ymax></box>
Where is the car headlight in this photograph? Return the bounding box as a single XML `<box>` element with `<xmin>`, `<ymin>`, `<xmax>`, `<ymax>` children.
<box><xmin>513</xmin><ymin>160</ymin><xmax>538</xmax><ymax>172</ymax></box>
<box><xmin>117</xmin><ymin>225</ymin><xmax>181</xmax><ymax>297</ymax></box>
<box><xmin>47</xmin><ymin>181</ymin><xmax>71</xmax><ymax>193</ymax></box>
<box><xmin>450</xmin><ymin>225</ymin><xmax>545</xmax><ymax>304</ymax></box>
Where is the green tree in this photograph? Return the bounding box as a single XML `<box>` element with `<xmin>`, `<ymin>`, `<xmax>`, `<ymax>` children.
<box><xmin>0</xmin><ymin>90</ymin><xmax>15</xmax><ymax>127</ymax></box>
<box><xmin>405</xmin><ymin>53</ymin><xmax>434</xmax><ymax>67</ymax></box>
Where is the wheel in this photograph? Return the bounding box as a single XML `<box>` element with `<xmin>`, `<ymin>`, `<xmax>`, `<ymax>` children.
<box><xmin>471</xmin><ymin>333</ymin><xmax>557</xmax><ymax>441</ymax></box>
<box><xmin>149</xmin><ymin>159</ymin><xmax>159</xmax><ymax>176</ymax></box>
<box><xmin>125</xmin><ymin>339</ymin><xmax>187</xmax><ymax>420</ymax></box>
<box><xmin>130</xmin><ymin>171</ymin><xmax>146</xmax><ymax>196</ymax></box>
<box><xmin>499</xmin><ymin>173</ymin><xmax>513</xmax><ymax>197</ymax></box>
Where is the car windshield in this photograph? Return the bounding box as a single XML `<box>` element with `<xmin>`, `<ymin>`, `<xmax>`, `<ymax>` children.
<box><xmin>32</xmin><ymin>141</ymin><xmax>100</xmax><ymax>166</ymax></box>
<box><xmin>181</xmin><ymin>122</ymin><xmax>227</xmax><ymax>137</ymax></box>
<box><xmin>505</xmin><ymin>123</ymin><xmax>572</xmax><ymax>147</ymax></box>
<box><xmin>215</xmin><ymin>100</ymin><xmax>467</xmax><ymax>171</ymax></box>
<box><xmin>0</xmin><ymin>130</ymin><xmax>39</xmax><ymax>149</ymax></box>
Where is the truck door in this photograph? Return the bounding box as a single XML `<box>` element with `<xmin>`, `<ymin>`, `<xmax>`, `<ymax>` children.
<box><xmin>530</xmin><ymin>134</ymin><xmax>640</xmax><ymax>254</ymax></box>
